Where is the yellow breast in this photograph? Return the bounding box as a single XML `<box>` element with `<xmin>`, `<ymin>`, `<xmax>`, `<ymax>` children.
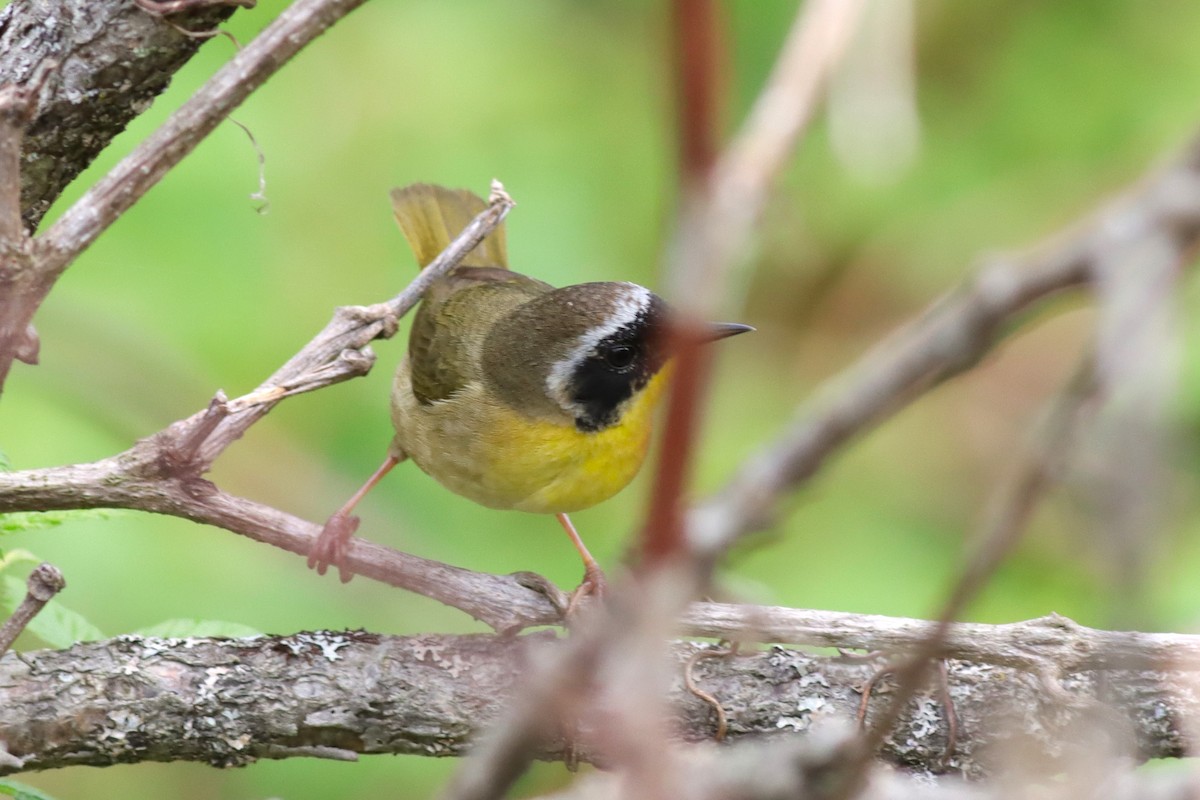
<box><xmin>392</xmin><ymin>367</ymin><xmax>670</xmax><ymax>514</ymax></box>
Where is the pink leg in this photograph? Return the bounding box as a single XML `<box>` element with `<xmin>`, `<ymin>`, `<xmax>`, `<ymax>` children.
<box><xmin>308</xmin><ymin>454</ymin><xmax>401</xmax><ymax>583</ymax></box>
<box><xmin>557</xmin><ymin>512</ymin><xmax>607</xmax><ymax>614</ymax></box>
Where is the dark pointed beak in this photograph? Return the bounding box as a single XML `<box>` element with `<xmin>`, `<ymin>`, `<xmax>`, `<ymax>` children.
<box><xmin>705</xmin><ymin>322</ymin><xmax>755</xmax><ymax>342</ymax></box>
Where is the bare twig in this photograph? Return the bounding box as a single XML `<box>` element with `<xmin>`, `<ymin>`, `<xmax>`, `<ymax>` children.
<box><xmin>847</xmin><ymin>356</ymin><xmax>1100</xmax><ymax>781</ymax></box>
<box><xmin>676</xmin><ymin>603</ymin><xmax>1200</xmax><ymax>672</ymax></box>
<box><xmin>644</xmin><ymin>0</ymin><xmax>866</xmax><ymax>564</ymax></box>
<box><xmin>683</xmin><ymin>646</ymin><xmax>731</xmax><ymax>741</ymax></box>
<box><xmin>0</xmin><ymin>563</ymin><xmax>64</xmax><ymax>656</ymax></box>
<box><xmin>688</xmin><ymin>132</ymin><xmax>1200</xmax><ymax>559</ymax></box>
<box><xmin>183</xmin><ymin>180</ymin><xmax>514</xmax><ymax>468</ymax></box>
<box><xmin>607</xmin><ymin>9</ymin><xmax>870</xmax><ymax>796</ymax></box>
<box><xmin>0</xmin><ymin>0</ymin><xmax>372</xmax><ymax>395</ymax></box>
<box><xmin>36</xmin><ymin>0</ymin><xmax>367</xmax><ymax>273</ymax></box>
<box><xmin>0</xmin><ymin>187</ymin><xmax>526</xmax><ymax>630</ymax></box>
<box><xmin>1079</xmin><ymin>183</ymin><xmax>1187</xmax><ymax>625</ymax></box>
<box><xmin>665</xmin><ymin>0</ymin><xmax>867</xmax><ymax>314</ymax></box>
<box><xmin>821</xmin><ymin>142</ymin><xmax>1199</xmax><ymax>799</ymax></box>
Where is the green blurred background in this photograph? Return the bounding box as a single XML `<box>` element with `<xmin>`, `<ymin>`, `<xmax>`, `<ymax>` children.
<box><xmin>4</xmin><ymin>0</ymin><xmax>1200</xmax><ymax>796</ymax></box>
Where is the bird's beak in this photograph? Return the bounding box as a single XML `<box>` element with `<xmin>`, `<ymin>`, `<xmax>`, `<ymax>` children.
<box><xmin>705</xmin><ymin>322</ymin><xmax>755</xmax><ymax>342</ymax></box>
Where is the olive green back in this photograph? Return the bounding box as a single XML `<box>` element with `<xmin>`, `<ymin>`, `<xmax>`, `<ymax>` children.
<box><xmin>407</xmin><ymin>267</ymin><xmax>551</xmax><ymax>403</ymax></box>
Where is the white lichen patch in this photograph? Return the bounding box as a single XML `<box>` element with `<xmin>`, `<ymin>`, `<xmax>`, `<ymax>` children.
<box><xmin>103</xmin><ymin>709</ymin><xmax>144</xmax><ymax>744</ymax></box>
<box><xmin>198</xmin><ymin>667</ymin><xmax>231</xmax><ymax>702</ymax></box>
<box><xmin>412</xmin><ymin>639</ymin><xmax>447</xmax><ymax>664</ymax></box>
<box><xmin>281</xmin><ymin>632</ymin><xmax>352</xmax><ymax>661</ymax></box>
<box><xmin>908</xmin><ymin>697</ymin><xmax>940</xmax><ymax>740</ymax></box>
<box><xmin>442</xmin><ymin>653</ymin><xmax>468</xmax><ymax>679</ymax></box>
<box><xmin>799</xmin><ymin>672</ymin><xmax>830</xmax><ymax>689</ymax></box>
<box><xmin>775</xmin><ymin>695</ymin><xmax>831</xmax><ymax>733</ymax></box>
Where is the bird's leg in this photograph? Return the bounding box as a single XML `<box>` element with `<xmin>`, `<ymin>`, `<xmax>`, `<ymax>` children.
<box><xmin>557</xmin><ymin>512</ymin><xmax>607</xmax><ymax>615</ymax></box>
<box><xmin>308</xmin><ymin>454</ymin><xmax>401</xmax><ymax>583</ymax></box>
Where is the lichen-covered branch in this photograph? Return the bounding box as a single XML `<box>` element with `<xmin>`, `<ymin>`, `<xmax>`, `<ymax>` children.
<box><xmin>0</xmin><ymin>628</ymin><xmax>1192</xmax><ymax>777</ymax></box>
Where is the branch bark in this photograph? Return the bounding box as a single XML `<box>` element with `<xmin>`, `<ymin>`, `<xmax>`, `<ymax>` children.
<box><xmin>0</xmin><ymin>620</ymin><xmax>1193</xmax><ymax>777</ymax></box>
<box><xmin>0</xmin><ymin>0</ymin><xmax>241</xmax><ymax>231</ymax></box>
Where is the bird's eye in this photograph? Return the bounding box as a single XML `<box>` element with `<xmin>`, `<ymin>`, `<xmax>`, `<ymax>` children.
<box><xmin>603</xmin><ymin>345</ymin><xmax>636</xmax><ymax>370</ymax></box>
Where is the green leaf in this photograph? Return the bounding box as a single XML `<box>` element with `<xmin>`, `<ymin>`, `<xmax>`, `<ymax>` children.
<box><xmin>1</xmin><ymin>576</ymin><xmax>104</xmax><ymax>647</ymax></box>
<box><xmin>0</xmin><ymin>509</ymin><xmax>118</xmax><ymax>535</ymax></box>
<box><xmin>134</xmin><ymin>619</ymin><xmax>263</xmax><ymax>639</ymax></box>
<box><xmin>0</xmin><ymin>779</ymin><xmax>60</xmax><ymax>800</ymax></box>
<box><xmin>0</xmin><ymin>550</ymin><xmax>40</xmax><ymax>573</ymax></box>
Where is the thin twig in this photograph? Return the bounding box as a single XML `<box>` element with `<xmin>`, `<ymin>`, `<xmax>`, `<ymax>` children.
<box><xmin>834</xmin><ymin>136</ymin><xmax>1200</xmax><ymax>786</ymax></box>
<box><xmin>675</xmin><ymin>604</ymin><xmax>1200</xmax><ymax>671</ymax></box>
<box><xmin>184</xmin><ymin>179</ymin><xmax>514</xmax><ymax>468</ymax></box>
<box><xmin>0</xmin><ymin>187</ymin><xmax>523</xmax><ymax>630</ymax></box>
<box><xmin>0</xmin><ymin>563</ymin><xmax>64</xmax><ymax>655</ymax></box>
<box><xmin>688</xmin><ymin>132</ymin><xmax>1200</xmax><ymax>559</ymax></box>
<box><xmin>683</xmin><ymin>647</ymin><xmax>731</xmax><ymax>741</ymax></box>
<box><xmin>36</xmin><ymin>0</ymin><xmax>367</xmax><ymax>273</ymax></box>
<box><xmin>644</xmin><ymin>0</ymin><xmax>866</xmax><ymax>565</ymax></box>
<box><xmin>848</xmin><ymin>356</ymin><xmax>1100</xmax><ymax>776</ymax></box>
<box><xmin>0</xmin><ymin>0</ymin><xmax>368</xmax><ymax>395</ymax></box>
<box><xmin>617</xmin><ymin>11</ymin><xmax>870</xmax><ymax>797</ymax></box>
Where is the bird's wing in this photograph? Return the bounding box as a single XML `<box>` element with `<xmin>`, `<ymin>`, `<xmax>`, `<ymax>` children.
<box><xmin>407</xmin><ymin>267</ymin><xmax>551</xmax><ymax>404</ymax></box>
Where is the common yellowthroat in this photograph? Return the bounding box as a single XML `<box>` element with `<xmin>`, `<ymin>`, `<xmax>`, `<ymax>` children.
<box><xmin>308</xmin><ymin>184</ymin><xmax>752</xmax><ymax>592</ymax></box>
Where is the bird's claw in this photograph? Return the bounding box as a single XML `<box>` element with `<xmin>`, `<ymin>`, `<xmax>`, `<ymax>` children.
<box><xmin>564</xmin><ymin>563</ymin><xmax>608</xmax><ymax>619</ymax></box>
<box><xmin>307</xmin><ymin>512</ymin><xmax>361</xmax><ymax>583</ymax></box>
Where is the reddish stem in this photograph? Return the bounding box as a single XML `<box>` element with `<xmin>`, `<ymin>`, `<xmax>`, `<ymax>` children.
<box><xmin>671</xmin><ymin>0</ymin><xmax>726</xmax><ymax>183</ymax></box>
<box><xmin>641</xmin><ymin>323</ymin><xmax>713</xmax><ymax>566</ymax></box>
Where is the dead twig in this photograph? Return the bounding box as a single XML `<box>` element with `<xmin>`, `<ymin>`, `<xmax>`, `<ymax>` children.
<box><xmin>683</xmin><ymin>647</ymin><xmax>732</xmax><ymax>741</ymax></box>
<box><xmin>0</xmin><ymin>0</ymin><xmax>372</xmax><ymax>396</ymax></box>
<box><xmin>0</xmin><ymin>563</ymin><xmax>64</xmax><ymax>656</ymax></box>
<box><xmin>689</xmin><ymin>131</ymin><xmax>1200</xmax><ymax>560</ymax></box>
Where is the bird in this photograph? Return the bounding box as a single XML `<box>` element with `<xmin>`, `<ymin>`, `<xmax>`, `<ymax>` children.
<box><xmin>308</xmin><ymin>183</ymin><xmax>752</xmax><ymax>599</ymax></box>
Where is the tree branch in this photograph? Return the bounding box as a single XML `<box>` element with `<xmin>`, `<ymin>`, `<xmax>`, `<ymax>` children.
<box><xmin>688</xmin><ymin>131</ymin><xmax>1200</xmax><ymax>558</ymax></box>
<box><xmin>34</xmin><ymin>0</ymin><xmax>369</xmax><ymax>275</ymax></box>
<box><xmin>0</xmin><ymin>619</ymin><xmax>1193</xmax><ymax>776</ymax></box>
<box><xmin>0</xmin><ymin>0</ymin><xmax>243</xmax><ymax>231</ymax></box>
<box><xmin>677</xmin><ymin>603</ymin><xmax>1200</xmax><ymax>672</ymax></box>
<box><xmin>0</xmin><ymin>0</ymin><xmax>374</xmax><ymax>392</ymax></box>
<box><xmin>0</xmin><ymin>186</ymin><xmax>541</xmax><ymax>630</ymax></box>
<box><xmin>0</xmin><ymin>131</ymin><xmax>1194</xmax><ymax>633</ymax></box>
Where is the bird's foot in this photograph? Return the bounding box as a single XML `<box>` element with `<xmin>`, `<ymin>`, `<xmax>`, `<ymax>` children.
<box><xmin>564</xmin><ymin>562</ymin><xmax>607</xmax><ymax>619</ymax></box>
<box><xmin>307</xmin><ymin>511</ymin><xmax>360</xmax><ymax>583</ymax></box>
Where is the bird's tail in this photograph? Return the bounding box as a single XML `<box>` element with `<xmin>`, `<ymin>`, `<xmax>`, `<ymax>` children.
<box><xmin>389</xmin><ymin>183</ymin><xmax>509</xmax><ymax>270</ymax></box>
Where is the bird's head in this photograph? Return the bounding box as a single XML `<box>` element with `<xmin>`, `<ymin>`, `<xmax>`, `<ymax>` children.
<box><xmin>481</xmin><ymin>282</ymin><xmax>750</xmax><ymax>432</ymax></box>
